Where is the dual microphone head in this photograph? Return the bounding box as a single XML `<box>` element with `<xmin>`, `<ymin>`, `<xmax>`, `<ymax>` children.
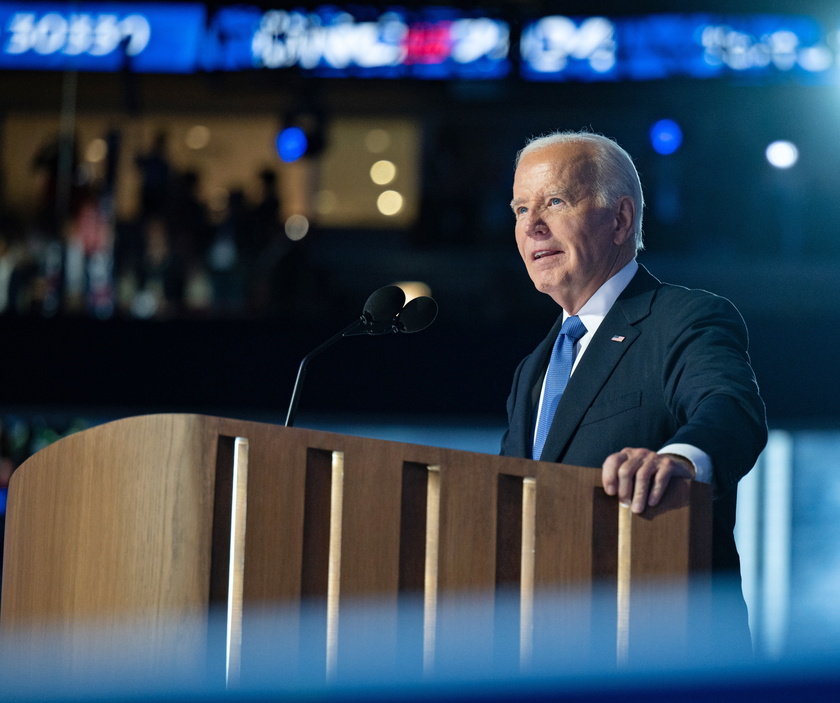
<box><xmin>347</xmin><ymin>285</ymin><xmax>438</xmax><ymax>337</ymax></box>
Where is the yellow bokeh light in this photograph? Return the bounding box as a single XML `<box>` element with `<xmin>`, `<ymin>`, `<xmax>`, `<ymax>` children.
<box><xmin>377</xmin><ymin>190</ymin><xmax>403</xmax><ymax>216</ymax></box>
<box><xmin>365</xmin><ymin>128</ymin><xmax>391</xmax><ymax>153</ymax></box>
<box><xmin>185</xmin><ymin>125</ymin><xmax>211</xmax><ymax>150</ymax></box>
<box><xmin>85</xmin><ymin>138</ymin><xmax>108</xmax><ymax>163</ymax></box>
<box><xmin>370</xmin><ymin>160</ymin><xmax>397</xmax><ymax>185</ymax></box>
<box><xmin>394</xmin><ymin>281</ymin><xmax>431</xmax><ymax>303</ymax></box>
<box><xmin>315</xmin><ymin>190</ymin><xmax>338</xmax><ymax>215</ymax></box>
<box><xmin>208</xmin><ymin>188</ymin><xmax>229</xmax><ymax>215</ymax></box>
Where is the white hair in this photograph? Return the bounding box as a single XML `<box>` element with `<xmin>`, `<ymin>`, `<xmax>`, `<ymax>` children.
<box><xmin>516</xmin><ymin>131</ymin><xmax>645</xmax><ymax>251</ymax></box>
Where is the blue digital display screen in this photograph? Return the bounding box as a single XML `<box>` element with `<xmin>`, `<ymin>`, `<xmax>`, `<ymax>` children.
<box><xmin>0</xmin><ymin>3</ymin><xmax>836</xmax><ymax>85</ymax></box>
<box><xmin>520</xmin><ymin>13</ymin><xmax>835</xmax><ymax>83</ymax></box>
<box><xmin>0</xmin><ymin>2</ymin><xmax>206</xmax><ymax>72</ymax></box>
<box><xmin>521</xmin><ymin>14</ymin><xmax>834</xmax><ymax>81</ymax></box>
<box><xmin>201</xmin><ymin>4</ymin><xmax>511</xmax><ymax>79</ymax></box>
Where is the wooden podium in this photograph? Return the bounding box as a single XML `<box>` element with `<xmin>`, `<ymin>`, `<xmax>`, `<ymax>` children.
<box><xmin>0</xmin><ymin>414</ymin><xmax>711</xmax><ymax>683</ymax></box>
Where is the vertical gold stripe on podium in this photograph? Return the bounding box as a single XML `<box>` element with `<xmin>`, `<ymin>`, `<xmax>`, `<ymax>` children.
<box><xmin>423</xmin><ymin>465</ymin><xmax>441</xmax><ymax>674</ymax></box>
<box><xmin>520</xmin><ymin>477</ymin><xmax>536</xmax><ymax>669</ymax></box>
<box><xmin>226</xmin><ymin>437</ymin><xmax>249</xmax><ymax>688</ymax></box>
<box><xmin>616</xmin><ymin>503</ymin><xmax>632</xmax><ymax>666</ymax></box>
<box><xmin>326</xmin><ymin>451</ymin><xmax>345</xmax><ymax>679</ymax></box>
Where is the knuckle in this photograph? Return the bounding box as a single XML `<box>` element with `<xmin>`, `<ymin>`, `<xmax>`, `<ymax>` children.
<box><xmin>617</xmin><ymin>465</ymin><xmax>635</xmax><ymax>480</ymax></box>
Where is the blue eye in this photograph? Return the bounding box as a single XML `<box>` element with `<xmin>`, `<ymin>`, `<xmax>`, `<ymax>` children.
<box><xmin>549</xmin><ymin>197</ymin><xmax>562</xmax><ymax>206</ymax></box>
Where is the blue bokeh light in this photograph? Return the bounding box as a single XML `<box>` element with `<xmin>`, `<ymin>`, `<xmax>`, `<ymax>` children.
<box><xmin>276</xmin><ymin>126</ymin><xmax>308</xmax><ymax>162</ymax></box>
<box><xmin>650</xmin><ymin>119</ymin><xmax>683</xmax><ymax>155</ymax></box>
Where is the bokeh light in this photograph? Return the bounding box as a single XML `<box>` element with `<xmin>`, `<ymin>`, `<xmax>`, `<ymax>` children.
<box><xmin>365</xmin><ymin>128</ymin><xmax>391</xmax><ymax>153</ymax></box>
<box><xmin>650</xmin><ymin>119</ymin><xmax>683</xmax><ymax>155</ymax></box>
<box><xmin>370</xmin><ymin>160</ymin><xmax>397</xmax><ymax>185</ymax></box>
<box><xmin>315</xmin><ymin>190</ymin><xmax>337</xmax><ymax>215</ymax></box>
<box><xmin>185</xmin><ymin>125</ymin><xmax>211</xmax><ymax>150</ymax></box>
<box><xmin>84</xmin><ymin>138</ymin><xmax>108</xmax><ymax>163</ymax></box>
<box><xmin>394</xmin><ymin>280</ymin><xmax>431</xmax><ymax>303</ymax></box>
<box><xmin>377</xmin><ymin>190</ymin><xmax>403</xmax><ymax>216</ymax></box>
<box><xmin>276</xmin><ymin>126</ymin><xmax>308</xmax><ymax>163</ymax></box>
<box><xmin>285</xmin><ymin>214</ymin><xmax>310</xmax><ymax>241</ymax></box>
<box><xmin>766</xmin><ymin>140</ymin><xmax>799</xmax><ymax>169</ymax></box>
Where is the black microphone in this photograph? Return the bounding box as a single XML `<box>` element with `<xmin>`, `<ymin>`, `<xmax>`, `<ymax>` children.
<box><xmin>284</xmin><ymin>286</ymin><xmax>437</xmax><ymax>427</ymax></box>
<box><xmin>396</xmin><ymin>295</ymin><xmax>438</xmax><ymax>333</ymax></box>
<box><xmin>365</xmin><ymin>285</ymin><xmax>406</xmax><ymax>322</ymax></box>
<box><xmin>343</xmin><ymin>285</ymin><xmax>406</xmax><ymax>336</ymax></box>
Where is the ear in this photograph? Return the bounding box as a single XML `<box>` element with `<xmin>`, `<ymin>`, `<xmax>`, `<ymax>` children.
<box><xmin>612</xmin><ymin>196</ymin><xmax>636</xmax><ymax>246</ymax></box>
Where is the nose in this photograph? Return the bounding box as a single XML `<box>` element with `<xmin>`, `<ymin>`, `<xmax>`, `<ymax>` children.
<box><xmin>520</xmin><ymin>208</ymin><xmax>548</xmax><ymax>238</ymax></box>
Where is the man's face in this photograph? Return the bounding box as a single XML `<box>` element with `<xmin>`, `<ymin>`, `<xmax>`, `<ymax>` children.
<box><xmin>511</xmin><ymin>141</ymin><xmax>628</xmax><ymax>312</ymax></box>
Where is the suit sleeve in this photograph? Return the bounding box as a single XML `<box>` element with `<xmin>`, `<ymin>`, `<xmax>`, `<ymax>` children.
<box><xmin>499</xmin><ymin>355</ymin><xmax>527</xmax><ymax>457</ymax></box>
<box><xmin>660</xmin><ymin>292</ymin><xmax>767</xmax><ymax>496</ymax></box>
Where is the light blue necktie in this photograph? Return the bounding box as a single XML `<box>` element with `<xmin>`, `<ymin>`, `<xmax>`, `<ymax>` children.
<box><xmin>532</xmin><ymin>315</ymin><xmax>587</xmax><ymax>460</ymax></box>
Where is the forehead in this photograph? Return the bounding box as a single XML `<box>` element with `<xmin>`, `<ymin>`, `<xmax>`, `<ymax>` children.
<box><xmin>513</xmin><ymin>141</ymin><xmax>597</xmax><ymax>199</ymax></box>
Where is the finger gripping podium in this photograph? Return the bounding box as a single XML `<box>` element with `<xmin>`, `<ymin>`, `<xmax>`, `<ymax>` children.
<box><xmin>0</xmin><ymin>414</ymin><xmax>711</xmax><ymax>681</ymax></box>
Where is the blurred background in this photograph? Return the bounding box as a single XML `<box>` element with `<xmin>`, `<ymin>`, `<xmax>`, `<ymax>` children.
<box><xmin>1</xmin><ymin>0</ymin><xmax>839</xmax><ymax>663</ymax></box>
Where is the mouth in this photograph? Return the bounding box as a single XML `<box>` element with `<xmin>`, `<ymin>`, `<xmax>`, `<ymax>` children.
<box><xmin>532</xmin><ymin>249</ymin><xmax>561</xmax><ymax>261</ymax></box>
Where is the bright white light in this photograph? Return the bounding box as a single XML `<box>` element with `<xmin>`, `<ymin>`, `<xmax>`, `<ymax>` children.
<box><xmin>520</xmin><ymin>15</ymin><xmax>615</xmax><ymax>74</ymax></box>
<box><xmin>377</xmin><ymin>190</ymin><xmax>403</xmax><ymax>216</ymax></box>
<box><xmin>450</xmin><ymin>18</ymin><xmax>509</xmax><ymax>64</ymax></box>
<box><xmin>285</xmin><ymin>214</ymin><xmax>310</xmax><ymax>241</ymax></box>
<box><xmin>765</xmin><ymin>141</ymin><xmax>799</xmax><ymax>169</ymax></box>
<box><xmin>252</xmin><ymin>9</ymin><xmax>404</xmax><ymax>70</ymax></box>
<box><xmin>799</xmin><ymin>46</ymin><xmax>833</xmax><ymax>72</ymax></box>
<box><xmin>370</xmin><ymin>160</ymin><xmax>397</xmax><ymax>185</ymax></box>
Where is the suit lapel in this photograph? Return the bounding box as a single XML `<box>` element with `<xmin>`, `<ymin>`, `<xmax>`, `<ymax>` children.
<box><xmin>507</xmin><ymin>313</ymin><xmax>564</xmax><ymax>457</ymax></box>
<box><xmin>538</xmin><ymin>265</ymin><xmax>660</xmax><ymax>463</ymax></box>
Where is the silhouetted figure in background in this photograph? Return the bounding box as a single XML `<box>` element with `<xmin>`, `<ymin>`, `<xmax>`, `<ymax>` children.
<box><xmin>32</xmin><ymin>133</ymin><xmax>82</xmax><ymax>235</ymax></box>
<box><xmin>168</xmin><ymin>170</ymin><xmax>211</xmax><ymax>269</ymax></box>
<box><xmin>252</xmin><ymin>170</ymin><xmax>280</xmax><ymax>240</ymax></box>
<box><xmin>207</xmin><ymin>189</ymin><xmax>249</xmax><ymax>314</ymax></box>
<box><xmin>130</xmin><ymin>216</ymin><xmax>186</xmax><ymax>318</ymax></box>
<box><xmin>135</xmin><ymin>132</ymin><xmax>171</xmax><ymax>219</ymax></box>
<box><xmin>248</xmin><ymin>169</ymin><xmax>284</xmax><ymax>314</ymax></box>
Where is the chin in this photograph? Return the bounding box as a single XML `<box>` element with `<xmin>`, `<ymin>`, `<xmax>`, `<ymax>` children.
<box><xmin>530</xmin><ymin>271</ymin><xmax>560</xmax><ymax>292</ymax></box>
<box><xmin>528</xmin><ymin>274</ymin><xmax>568</xmax><ymax>308</ymax></box>
<box><xmin>532</xmin><ymin>281</ymin><xmax>561</xmax><ymax>302</ymax></box>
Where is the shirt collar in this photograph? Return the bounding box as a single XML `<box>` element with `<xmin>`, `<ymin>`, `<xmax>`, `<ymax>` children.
<box><xmin>565</xmin><ymin>259</ymin><xmax>638</xmax><ymax>337</ymax></box>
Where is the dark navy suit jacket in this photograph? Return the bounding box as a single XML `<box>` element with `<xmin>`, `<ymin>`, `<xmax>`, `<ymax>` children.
<box><xmin>500</xmin><ymin>264</ymin><xmax>767</xmax><ymax>572</ymax></box>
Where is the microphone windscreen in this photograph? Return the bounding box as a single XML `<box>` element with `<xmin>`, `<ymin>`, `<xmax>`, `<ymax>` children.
<box><xmin>364</xmin><ymin>285</ymin><xmax>406</xmax><ymax>322</ymax></box>
<box><xmin>397</xmin><ymin>296</ymin><xmax>438</xmax><ymax>333</ymax></box>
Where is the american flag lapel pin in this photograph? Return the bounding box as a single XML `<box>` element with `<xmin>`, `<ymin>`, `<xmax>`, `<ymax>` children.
<box><xmin>611</xmin><ymin>335</ymin><xmax>626</xmax><ymax>343</ymax></box>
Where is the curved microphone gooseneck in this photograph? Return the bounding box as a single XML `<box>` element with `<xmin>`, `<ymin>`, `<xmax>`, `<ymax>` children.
<box><xmin>284</xmin><ymin>286</ymin><xmax>438</xmax><ymax>427</ymax></box>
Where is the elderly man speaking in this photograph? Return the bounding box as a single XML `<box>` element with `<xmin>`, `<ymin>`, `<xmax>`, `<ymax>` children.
<box><xmin>500</xmin><ymin>130</ymin><xmax>767</xmax><ymax>648</ymax></box>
